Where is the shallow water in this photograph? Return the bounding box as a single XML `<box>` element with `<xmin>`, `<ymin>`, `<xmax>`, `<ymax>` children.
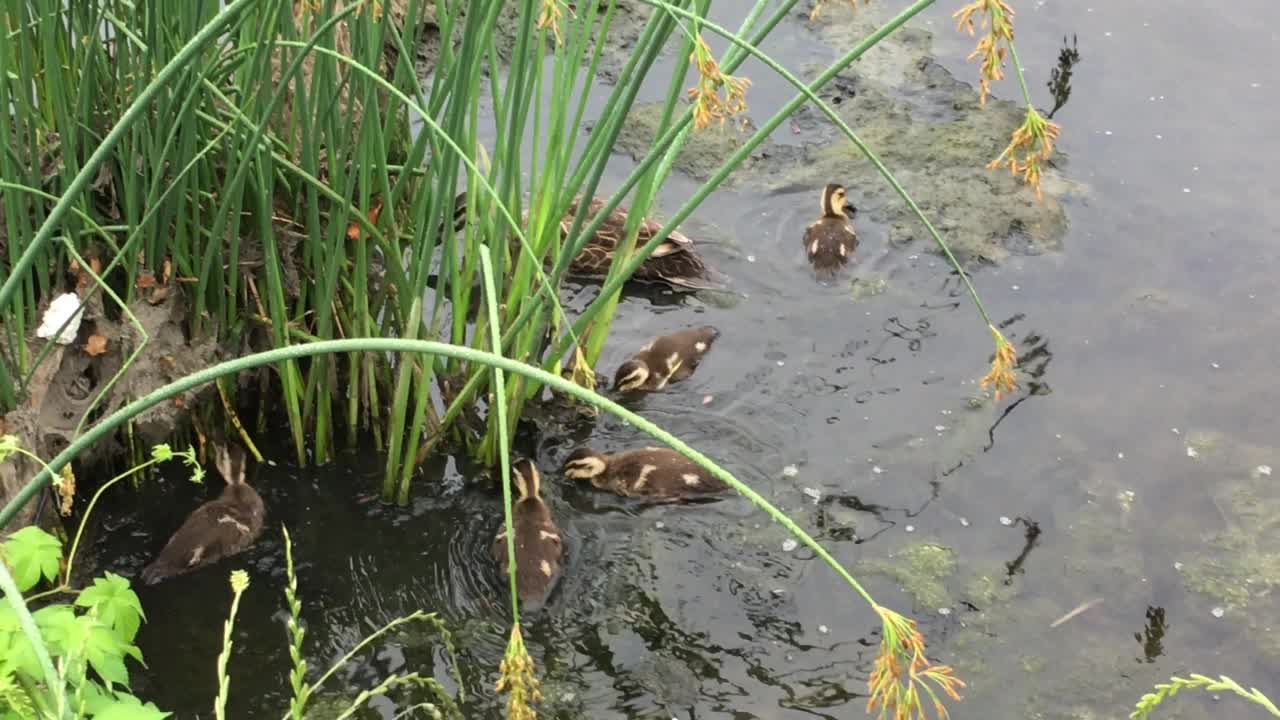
<box><xmin>88</xmin><ymin>2</ymin><xmax>1280</xmax><ymax>718</ymax></box>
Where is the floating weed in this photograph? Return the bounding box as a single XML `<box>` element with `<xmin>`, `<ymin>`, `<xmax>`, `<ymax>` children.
<box><xmin>496</xmin><ymin>624</ymin><xmax>542</xmax><ymax>720</ymax></box>
<box><xmin>868</xmin><ymin>605</ymin><xmax>966</xmax><ymax>720</ymax></box>
<box><xmin>980</xmin><ymin>324</ymin><xmax>1018</xmax><ymax>401</ymax></box>
<box><xmin>688</xmin><ymin>35</ymin><xmax>752</xmax><ymax>130</ymax></box>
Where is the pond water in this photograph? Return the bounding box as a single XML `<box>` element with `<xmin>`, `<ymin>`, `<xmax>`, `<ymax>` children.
<box><xmin>85</xmin><ymin>1</ymin><xmax>1280</xmax><ymax>718</ymax></box>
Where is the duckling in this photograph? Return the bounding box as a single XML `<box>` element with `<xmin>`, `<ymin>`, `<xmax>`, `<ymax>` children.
<box><xmin>451</xmin><ymin>192</ymin><xmax>724</xmax><ymax>290</ymax></box>
<box><xmin>491</xmin><ymin>458</ymin><xmax>563</xmax><ymax>607</ymax></box>
<box><xmin>613</xmin><ymin>325</ymin><xmax>720</xmax><ymax>393</ymax></box>
<box><xmin>141</xmin><ymin>443</ymin><xmax>264</xmax><ymax>585</ymax></box>
<box><xmin>562</xmin><ymin>447</ymin><xmax>729</xmax><ymax>499</ymax></box>
<box><xmin>802</xmin><ymin>183</ymin><xmax>859</xmax><ymax>279</ymax></box>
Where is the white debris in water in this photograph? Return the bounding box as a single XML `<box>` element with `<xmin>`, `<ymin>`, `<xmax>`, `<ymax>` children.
<box><xmin>782</xmin><ymin>539</ymin><xmax>798</xmax><ymax>552</ymax></box>
<box><xmin>1117</xmin><ymin>452</ymin><xmax>1125</xmax><ymax>459</ymax></box>
<box><xmin>1155</xmin><ymin>134</ymin><xmax>1163</xmax><ymax>140</ymax></box>
<box><xmin>935</xmin><ymin>425</ymin><xmax>947</xmax><ymax>432</ymax></box>
<box><xmin>772</xmin><ymin>588</ymin><xmax>786</xmax><ymax>596</ymax></box>
<box><xmin>655</xmin><ymin>521</ymin><xmax>665</xmax><ymax>529</ymax></box>
<box><xmin>1211</xmin><ymin>362</ymin><xmax>1220</xmax><ymax>369</ymax></box>
<box><xmin>1257</xmin><ymin>465</ymin><xmax>1273</xmax><ymax>476</ymax></box>
<box><xmin>1174</xmin><ymin>561</ymin><xmax>1184</xmax><ymax>571</ymax></box>
<box><xmin>1171</xmin><ymin>427</ymin><xmax>1180</xmax><ymax>434</ymax></box>
<box><xmin>872</xmin><ymin>465</ymin><xmax>884</xmax><ymax>475</ymax></box>
<box><xmin>782</xmin><ymin>464</ymin><xmax>799</xmax><ymax>478</ymax></box>
<box><xmin>802</xmin><ymin>487</ymin><xmax>822</xmax><ymax>503</ymax></box>
<box><xmin>1211</xmin><ymin>607</ymin><xmax>1225</xmax><ymax>619</ymax></box>
<box><xmin>999</xmin><ymin>516</ymin><xmax>1013</xmax><ymax>526</ymax></box>
<box><xmin>905</xmin><ymin>525</ymin><xmax>916</xmax><ymax>533</ymax></box>
<box><xmin>776</xmin><ymin>360</ymin><xmax>785</xmax><ymax>367</ymax></box>
<box><xmin>937</xmin><ymin>607</ymin><xmax>952</xmax><ymax>616</ymax></box>
<box><xmin>1104</xmin><ymin>130</ymin><xmax>1113</xmax><ymax>135</ymax></box>
<box><xmin>1251</xmin><ymin>82</ymin><xmax>1262</xmax><ymax>88</ymax></box>
<box><xmin>1011</xmin><ymin>284</ymin><xmax>1020</xmax><ymax>291</ymax></box>
<box><xmin>36</xmin><ymin>293</ymin><xmax>84</xmax><ymax>345</ymax></box>
<box><xmin>817</xmin><ymin>624</ymin><xmax>830</xmax><ymax>634</ymax></box>
<box><xmin>746</xmin><ymin>254</ymin><xmax>756</xmax><ymax>263</ymax></box>
<box><xmin>1183</xmin><ymin>187</ymin><xmax>1191</xmax><ymax>193</ymax></box>
<box><xmin>1186</xmin><ymin>446</ymin><xmax>1200</xmax><ymax>458</ymax></box>
<box><xmin>960</xmin><ymin>517</ymin><xmax>971</xmax><ymax>527</ymax></box>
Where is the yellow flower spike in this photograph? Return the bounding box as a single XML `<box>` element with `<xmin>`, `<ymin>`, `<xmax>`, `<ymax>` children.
<box><xmin>980</xmin><ymin>324</ymin><xmax>1018</xmax><ymax>401</ymax></box>
<box><xmin>537</xmin><ymin>0</ymin><xmax>565</xmax><ymax>45</ymax></box>
<box><xmin>686</xmin><ymin>34</ymin><xmax>751</xmax><ymax>131</ymax></box>
<box><xmin>497</xmin><ymin>624</ymin><xmax>541</xmax><ymax>720</ymax></box>
<box><xmin>989</xmin><ymin>106</ymin><xmax>1059</xmax><ymax>199</ymax></box>
<box><xmin>809</xmin><ymin>0</ymin><xmax>862</xmax><ymax>22</ymax></box>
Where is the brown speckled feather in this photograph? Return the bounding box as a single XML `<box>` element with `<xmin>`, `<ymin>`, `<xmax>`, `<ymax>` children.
<box><xmin>802</xmin><ymin>217</ymin><xmax>858</xmax><ymax>280</ymax></box>
<box><xmin>596</xmin><ymin>448</ymin><xmax>729</xmax><ymax>498</ymax></box>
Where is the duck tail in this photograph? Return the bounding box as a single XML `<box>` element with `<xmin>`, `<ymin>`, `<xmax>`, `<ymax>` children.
<box><xmin>808</xmin><ymin>249</ymin><xmax>848</xmax><ymax>281</ymax></box>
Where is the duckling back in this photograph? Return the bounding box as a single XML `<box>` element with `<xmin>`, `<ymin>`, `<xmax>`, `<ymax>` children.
<box><xmin>141</xmin><ymin>444</ymin><xmax>264</xmax><ymax>586</ymax></box>
<box><xmin>491</xmin><ymin>460</ymin><xmax>563</xmax><ymax>609</ymax></box>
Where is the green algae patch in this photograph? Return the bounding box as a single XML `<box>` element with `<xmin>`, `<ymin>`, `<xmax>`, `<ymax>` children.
<box><xmin>859</xmin><ymin>541</ymin><xmax>957</xmax><ymax>609</ymax></box>
<box><xmin>612</xmin><ymin>102</ymin><xmax>796</xmax><ymax>184</ymax></box>
<box><xmin>1182</xmin><ymin>478</ymin><xmax>1280</xmax><ymax>609</ymax></box>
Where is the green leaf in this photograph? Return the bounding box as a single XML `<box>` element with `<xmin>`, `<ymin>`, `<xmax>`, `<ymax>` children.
<box><xmin>32</xmin><ymin>604</ymin><xmax>76</xmax><ymax>655</ymax></box>
<box><xmin>76</xmin><ymin>574</ymin><xmax>145</xmax><ymax>643</ymax></box>
<box><xmin>76</xmin><ymin>616</ymin><xmax>132</xmax><ymax>688</ymax></box>
<box><xmin>0</xmin><ymin>435</ymin><xmax>18</xmax><ymax>462</ymax></box>
<box><xmin>91</xmin><ymin>696</ymin><xmax>171</xmax><ymax>720</ymax></box>
<box><xmin>1</xmin><ymin>526</ymin><xmax>63</xmax><ymax>591</ymax></box>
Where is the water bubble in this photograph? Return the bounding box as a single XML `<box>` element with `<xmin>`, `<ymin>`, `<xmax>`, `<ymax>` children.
<box><xmin>960</xmin><ymin>518</ymin><xmax>971</xmax><ymax>527</ymax></box>
<box><xmin>782</xmin><ymin>539</ymin><xmax>798</xmax><ymax>552</ymax></box>
<box><xmin>782</xmin><ymin>464</ymin><xmax>799</xmax><ymax>478</ymax></box>
<box><xmin>905</xmin><ymin>525</ymin><xmax>916</xmax><ymax>533</ymax></box>
<box><xmin>1211</xmin><ymin>607</ymin><xmax>1225</xmax><ymax>619</ymax></box>
<box><xmin>999</xmin><ymin>516</ymin><xmax>1013</xmax><ymax>526</ymax></box>
<box><xmin>938</xmin><ymin>607</ymin><xmax>952</xmax><ymax>616</ymax></box>
<box><xmin>818</xmin><ymin>624</ymin><xmax>830</xmax><ymax>634</ymax></box>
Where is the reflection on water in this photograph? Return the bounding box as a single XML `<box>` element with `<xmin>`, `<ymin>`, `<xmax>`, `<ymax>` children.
<box><xmin>1046</xmin><ymin>35</ymin><xmax>1081</xmax><ymax>120</ymax></box>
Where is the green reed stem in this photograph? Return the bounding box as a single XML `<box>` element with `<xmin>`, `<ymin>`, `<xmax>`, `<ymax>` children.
<box><xmin>0</xmin><ymin>0</ymin><xmax>259</xmax><ymax>322</ymax></box>
<box><xmin>479</xmin><ymin>248</ymin><xmax>520</xmax><ymax>621</ymax></box>
<box><xmin>0</xmin><ymin>339</ymin><xmax>877</xmax><ymax>611</ymax></box>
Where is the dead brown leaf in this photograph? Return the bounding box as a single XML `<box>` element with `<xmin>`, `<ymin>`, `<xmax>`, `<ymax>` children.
<box><xmin>84</xmin><ymin>334</ymin><xmax>108</xmax><ymax>356</ymax></box>
<box><xmin>136</xmin><ymin>272</ymin><xmax>157</xmax><ymax>289</ymax></box>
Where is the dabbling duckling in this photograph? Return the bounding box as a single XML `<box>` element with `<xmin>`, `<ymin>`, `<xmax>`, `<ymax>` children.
<box><xmin>802</xmin><ymin>183</ymin><xmax>859</xmax><ymax>279</ymax></box>
<box><xmin>562</xmin><ymin>447</ymin><xmax>729</xmax><ymax>499</ymax></box>
<box><xmin>141</xmin><ymin>443</ymin><xmax>264</xmax><ymax>585</ymax></box>
<box><xmin>613</xmin><ymin>325</ymin><xmax>720</xmax><ymax>393</ymax></box>
<box><xmin>491</xmin><ymin>458</ymin><xmax>563</xmax><ymax>608</ymax></box>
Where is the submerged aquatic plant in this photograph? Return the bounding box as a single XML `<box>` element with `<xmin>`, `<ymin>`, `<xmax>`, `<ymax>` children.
<box><xmin>954</xmin><ymin>0</ymin><xmax>1062</xmax><ymax>199</ymax></box>
<box><xmin>867</xmin><ymin>606</ymin><xmax>965</xmax><ymax>720</ymax></box>
<box><xmin>1131</xmin><ymin>673</ymin><xmax>1280</xmax><ymax>719</ymax></box>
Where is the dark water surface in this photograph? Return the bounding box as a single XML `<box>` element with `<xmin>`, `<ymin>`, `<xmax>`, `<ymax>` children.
<box><xmin>87</xmin><ymin>2</ymin><xmax>1280</xmax><ymax>718</ymax></box>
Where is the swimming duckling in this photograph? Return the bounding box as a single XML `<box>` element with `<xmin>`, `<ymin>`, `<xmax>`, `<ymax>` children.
<box><xmin>452</xmin><ymin>192</ymin><xmax>724</xmax><ymax>290</ymax></box>
<box><xmin>491</xmin><ymin>458</ymin><xmax>563</xmax><ymax>608</ymax></box>
<box><xmin>613</xmin><ymin>325</ymin><xmax>720</xmax><ymax>393</ymax></box>
<box><xmin>562</xmin><ymin>447</ymin><xmax>729</xmax><ymax>499</ymax></box>
<box><xmin>802</xmin><ymin>184</ymin><xmax>858</xmax><ymax>279</ymax></box>
<box><xmin>141</xmin><ymin>443</ymin><xmax>264</xmax><ymax>585</ymax></box>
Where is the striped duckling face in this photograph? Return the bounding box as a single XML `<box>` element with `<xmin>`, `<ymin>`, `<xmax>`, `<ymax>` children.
<box><xmin>612</xmin><ymin>359</ymin><xmax>652</xmax><ymax>393</ymax></box>
<box><xmin>562</xmin><ymin>447</ymin><xmax>609</xmax><ymax>489</ymax></box>
<box><xmin>511</xmin><ymin>457</ymin><xmax>541</xmax><ymax>501</ymax></box>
